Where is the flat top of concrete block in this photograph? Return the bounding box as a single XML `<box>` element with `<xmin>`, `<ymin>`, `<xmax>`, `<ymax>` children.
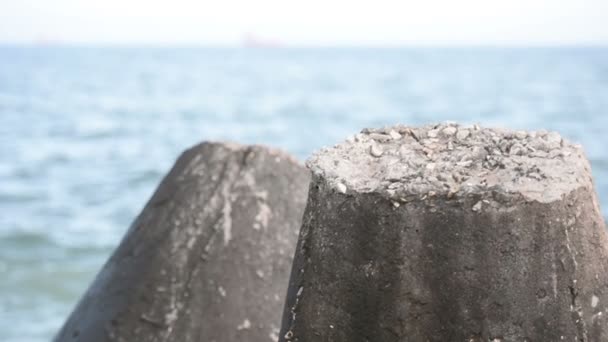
<box><xmin>307</xmin><ymin>123</ymin><xmax>593</xmax><ymax>203</ymax></box>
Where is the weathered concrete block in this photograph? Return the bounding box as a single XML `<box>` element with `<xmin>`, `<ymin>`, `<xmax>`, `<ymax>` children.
<box><xmin>280</xmin><ymin>124</ymin><xmax>608</xmax><ymax>341</ymax></box>
<box><xmin>54</xmin><ymin>142</ymin><xmax>310</xmax><ymax>342</ymax></box>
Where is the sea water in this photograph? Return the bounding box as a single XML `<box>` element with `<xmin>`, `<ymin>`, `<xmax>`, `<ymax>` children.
<box><xmin>1</xmin><ymin>46</ymin><xmax>608</xmax><ymax>341</ymax></box>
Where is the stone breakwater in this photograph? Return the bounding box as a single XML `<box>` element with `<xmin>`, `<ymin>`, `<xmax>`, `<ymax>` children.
<box><xmin>53</xmin><ymin>123</ymin><xmax>608</xmax><ymax>342</ymax></box>
<box><xmin>53</xmin><ymin>142</ymin><xmax>310</xmax><ymax>342</ymax></box>
<box><xmin>281</xmin><ymin>123</ymin><xmax>608</xmax><ymax>342</ymax></box>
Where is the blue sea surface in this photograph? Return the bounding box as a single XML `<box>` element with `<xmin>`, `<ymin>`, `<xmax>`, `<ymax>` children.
<box><xmin>1</xmin><ymin>46</ymin><xmax>608</xmax><ymax>341</ymax></box>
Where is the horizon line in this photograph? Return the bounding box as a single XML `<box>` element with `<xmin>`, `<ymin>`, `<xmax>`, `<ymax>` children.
<box><xmin>1</xmin><ymin>41</ymin><xmax>608</xmax><ymax>49</ymax></box>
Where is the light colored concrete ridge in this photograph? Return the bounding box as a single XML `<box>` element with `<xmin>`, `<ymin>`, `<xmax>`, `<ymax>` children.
<box><xmin>201</xmin><ymin>140</ymin><xmax>305</xmax><ymax>166</ymax></box>
<box><xmin>307</xmin><ymin>123</ymin><xmax>594</xmax><ymax>203</ymax></box>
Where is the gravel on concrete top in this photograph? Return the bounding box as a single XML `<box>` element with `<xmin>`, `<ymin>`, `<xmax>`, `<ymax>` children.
<box><xmin>307</xmin><ymin>123</ymin><xmax>593</xmax><ymax>203</ymax></box>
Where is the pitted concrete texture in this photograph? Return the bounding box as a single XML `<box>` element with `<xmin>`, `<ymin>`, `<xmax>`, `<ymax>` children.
<box><xmin>309</xmin><ymin>123</ymin><xmax>592</xmax><ymax>203</ymax></box>
<box><xmin>280</xmin><ymin>124</ymin><xmax>608</xmax><ymax>342</ymax></box>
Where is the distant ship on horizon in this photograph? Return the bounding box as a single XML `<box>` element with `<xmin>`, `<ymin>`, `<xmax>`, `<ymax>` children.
<box><xmin>242</xmin><ymin>32</ymin><xmax>283</xmax><ymax>48</ymax></box>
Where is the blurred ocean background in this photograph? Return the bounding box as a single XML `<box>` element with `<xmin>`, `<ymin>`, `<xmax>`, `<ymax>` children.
<box><xmin>1</xmin><ymin>46</ymin><xmax>608</xmax><ymax>341</ymax></box>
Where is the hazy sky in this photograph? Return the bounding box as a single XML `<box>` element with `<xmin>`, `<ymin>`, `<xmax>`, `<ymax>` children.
<box><xmin>1</xmin><ymin>0</ymin><xmax>607</xmax><ymax>45</ymax></box>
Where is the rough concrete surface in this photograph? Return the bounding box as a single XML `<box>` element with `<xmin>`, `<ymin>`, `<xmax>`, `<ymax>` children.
<box><xmin>54</xmin><ymin>142</ymin><xmax>310</xmax><ymax>342</ymax></box>
<box><xmin>310</xmin><ymin>123</ymin><xmax>591</xmax><ymax>203</ymax></box>
<box><xmin>280</xmin><ymin>123</ymin><xmax>608</xmax><ymax>342</ymax></box>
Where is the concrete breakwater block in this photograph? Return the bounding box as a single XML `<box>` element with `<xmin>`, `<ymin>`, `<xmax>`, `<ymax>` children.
<box><xmin>54</xmin><ymin>142</ymin><xmax>310</xmax><ymax>342</ymax></box>
<box><xmin>279</xmin><ymin>123</ymin><xmax>608</xmax><ymax>341</ymax></box>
